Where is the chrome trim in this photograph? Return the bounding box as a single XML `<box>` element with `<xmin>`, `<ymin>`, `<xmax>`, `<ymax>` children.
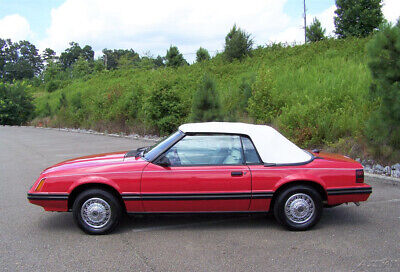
<box><xmin>81</xmin><ymin>198</ymin><xmax>111</xmax><ymax>228</ymax></box>
<box><xmin>284</xmin><ymin>193</ymin><xmax>315</xmax><ymax>224</ymax></box>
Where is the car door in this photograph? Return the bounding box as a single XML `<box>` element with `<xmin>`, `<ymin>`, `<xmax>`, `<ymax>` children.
<box><xmin>141</xmin><ymin>134</ymin><xmax>252</xmax><ymax>212</ymax></box>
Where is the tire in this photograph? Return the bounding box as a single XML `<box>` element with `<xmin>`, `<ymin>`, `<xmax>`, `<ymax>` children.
<box><xmin>72</xmin><ymin>189</ymin><xmax>122</xmax><ymax>235</ymax></box>
<box><xmin>273</xmin><ymin>185</ymin><xmax>323</xmax><ymax>231</ymax></box>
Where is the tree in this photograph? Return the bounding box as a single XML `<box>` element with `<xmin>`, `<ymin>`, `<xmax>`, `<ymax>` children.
<box><xmin>102</xmin><ymin>48</ymin><xmax>139</xmax><ymax>70</ymax></box>
<box><xmin>42</xmin><ymin>61</ymin><xmax>62</xmax><ymax>82</ymax></box>
<box><xmin>306</xmin><ymin>18</ymin><xmax>326</xmax><ymax>42</ymax></box>
<box><xmin>365</xmin><ymin>22</ymin><xmax>400</xmax><ymax>148</ymax></box>
<box><xmin>165</xmin><ymin>46</ymin><xmax>187</xmax><ymax>67</ymax></box>
<box><xmin>58</xmin><ymin>92</ymin><xmax>68</xmax><ymax>110</ymax></box>
<box><xmin>81</xmin><ymin>45</ymin><xmax>94</xmax><ymax>62</ymax></box>
<box><xmin>334</xmin><ymin>0</ymin><xmax>384</xmax><ymax>38</ymax></box>
<box><xmin>0</xmin><ymin>39</ymin><xmax>13</xmax><ymax>79</ymax></box>
<box><xmin>196</xmin><ymin>47</ymin><xmax>210</xmax><ymax>62</ymax></box>
<box><xmin>0</xmin><ymin>82</ymin><xmax>34</xmax><ymax>125</ymax></box>
<box><xmin>191</xmin><ymin>75</ymin><xmax>221</xmax><ymax>122</ymax></box>
<box><xmin>93</xmin><ymin>59</ymin><xmax>105</xmax><ymax>72</ymax></box>
<box><xmin>42</xmin><ymin>48</ymin><xmax>56</xmax><ymax>62</ymax></box>
<box><xmin>1</xmin><ymin>39</ymin><xmax>43</xmax><ymax>81</ymax></box>
<box><xmin>71</xmin><ymin>56</ymin><xmax>93</xmax><ymax>78</ymax></box>
<box><xmin>137</xmin><ymin>56</ymin><xmax>155</xmax><ymax>69</ymax></box>
<box><xmin>224</xmin><ymin>24</ymin><xmax>253</xmax><ymax>61</ymax></box>
<box><xmin>153</xmin><ymin>55</ymin><xmax>165</xmax><ymax>67</ymax></box>
<box><xmin>144</xmin><ymin>81</ymin><xmax>186</xmax><ymax>134</ymax></box>
<box><xmin>59</xmin><ymin>42</ymin><xmax>94</xmax><ymax>69</ymax></box>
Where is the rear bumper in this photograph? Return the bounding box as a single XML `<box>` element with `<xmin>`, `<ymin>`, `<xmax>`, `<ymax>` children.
<box><xmin>27</xmin><ymin>193</ymin><xmax>69</xmax><ymax>211</ymax></box>
<box><xmin>326</xmin><ymin>186</ymin><xmax>372</xmax><ymax>205</ymax></box>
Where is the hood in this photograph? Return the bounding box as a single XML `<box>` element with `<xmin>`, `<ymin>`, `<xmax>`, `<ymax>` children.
<box><xmin>42</xmin><ymin>151</ymin><xmax>147</xmax><ymax>176</ymax></box>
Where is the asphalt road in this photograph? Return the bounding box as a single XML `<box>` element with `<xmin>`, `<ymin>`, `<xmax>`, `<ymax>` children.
<box><xmin>0</xmin><ymin>126</ymin><xmax>399</xmax><ymax>272</ymax></box>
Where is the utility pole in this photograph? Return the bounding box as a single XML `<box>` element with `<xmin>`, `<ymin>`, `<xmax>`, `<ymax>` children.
<box><xmin>303</xmin><ymin>0</ymin><xmax>307</xmax><ymax>44</ymax></box>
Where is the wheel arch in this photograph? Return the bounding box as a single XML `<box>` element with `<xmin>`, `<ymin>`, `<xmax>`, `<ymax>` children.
<box><xmin>270</xmin><ymin>180</ymin><xmax>327</xmax><ymax>211</ymax></box>
<box><xmin>68</xmin><ymin>183</ymin><xmax>126</xmax><ymax>212</ymax></box>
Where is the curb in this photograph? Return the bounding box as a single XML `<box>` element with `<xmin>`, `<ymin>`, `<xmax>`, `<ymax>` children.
<box><xmin>365</xmin><ymin>173</ymin><xmax>400</xmax><ymax>185</ymax></box>
<box><xmin>26</xmin><ymin>126</ymin><xmax>161</xmax><ymax>142</ymax></box>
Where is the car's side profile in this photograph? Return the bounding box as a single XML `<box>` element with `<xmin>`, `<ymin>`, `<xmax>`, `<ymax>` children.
<box><xmin>27</xmin><ymin>122</ymin><xmax>372</xmax><ymax>234</ymax></box>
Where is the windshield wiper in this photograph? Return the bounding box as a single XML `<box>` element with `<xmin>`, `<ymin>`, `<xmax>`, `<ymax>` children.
<box><xmin>124</xmin><ymin>146</ymin><xmax>151</xmax><ymax>159</ymax></box>
<box><xmin>135</xmin><ymin>146</ymin><xmax>152</xmax><ymax>158</ymax></box>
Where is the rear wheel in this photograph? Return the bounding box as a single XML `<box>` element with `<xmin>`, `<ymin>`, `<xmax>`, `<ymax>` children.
<box><xmin>72</xmin><ymin>189</ymin><xmax>122</xmax><ymax>235</ymax></box>
<box><xmin>273</xmin><ymin>185</ymin><xmax>322</xmax><ymax>231</ymax></box>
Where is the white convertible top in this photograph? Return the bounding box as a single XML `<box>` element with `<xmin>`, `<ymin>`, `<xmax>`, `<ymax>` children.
<box><xmin>179</xmin><ymin>122</ymin><xmax>312</xmax><ymax>164</ymax></box>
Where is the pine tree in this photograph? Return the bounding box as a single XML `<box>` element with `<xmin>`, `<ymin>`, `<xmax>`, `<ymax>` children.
<box><xmin>191</xmin><ymin>75</ymin><xmax>221</xmax><ymax>121</ymax></box>
<box><xmin>306</xmin><ymin>18</ymin><xmax>326</xmax><ymax>42</ymax></box>
<box><xmin>334</xmin><ymin>0</ymin><xmax>383</xmax><ymax>38</ymax></box>
<box><xmin>196</xmin><ymin>47</ymin><xmax>210</xmax><ymax>62</ymax></box>
<box><xmin>165</xmin><ymin>46</ymin><xmax>187</xmax><ymax>67</ymax></box>
<box><xmin>366</xmin><ymin>22</ymin><xmax>400</xmax><ymax>148</ymax></box>
<box><xmin>224</xmin><ymin>24</ymin><xmax>253</xmax><ymax>61</ymax></box>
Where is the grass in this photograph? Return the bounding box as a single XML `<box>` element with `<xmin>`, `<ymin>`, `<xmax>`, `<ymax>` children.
<box><xmin>32</xmin><ymin>37</ymin><xmax>375</xmax><ymax>154</ymax></box>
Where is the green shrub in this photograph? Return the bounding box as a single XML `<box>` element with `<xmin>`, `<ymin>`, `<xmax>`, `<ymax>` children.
<box><xmin>224</xmin><ymin>24</ymin><xmax>253</xmax><ymax>61</ymax></box>
<box><xmin>144</xmin><ymin>80</ymin><xmax>187</xmax><ymax>134</ymax></box>
<box><xmin>247</xmin><ymin>69</ymin><xmax>279</xmax><ymax>124</ymax></box>
<box><xmin>70</xmin><ymin>92</ymin><xmax>82</xmax><ymax>110</ymax></box>
<box><xmin>43</xmin><ymin>102</ymin><xmax>52</xmax><ymax>117</ymax></box>
<box><xmin>165</xmin><ymin>46</ymin><xmax>187</xmax><ymax>67</ymax></box>
<box><xmin>191</xmin><ymin>75</ymin><xmax>221</xmax><ymax>122</ymax></box>
<box><xmin>196</xmin><ymin>47</ymin><xmax>210</xmax><ymax>62</ymax></box>
<box><xmin>0</xmin><ymin>82</ymin><xmax>35</xmax><ymax>125</ymax></box>
<box><xmin>221</xmin><ymin>77</ymin><xmax>253</xmax><ymax>121</ymax></box>
<box><xmin>31</xmin><ymin>37</ymin><xmax>375</xmax><ymax>156</ymax></box>
<box><xmin>58</xmin><ymin>92</ymin><xmax>68</xmax><ymax>110</ymax></box>
<box><xmin>306</xmin><ymin>18</ymin><xmax>326</xmax><ymax>42</ymax></box>
<box><xmin>238</xmin><ymin>78</ymin><xmax>252</xmax><ymax>110</ymax></box>
<box><xmin>46</xmin><ymin>80</ymin><xmax>59</xmax><ymax>92</ymax></box>
<box><xmin>366</xmin><ymin>22</ymin><xmax>400</xmax><ymax>148</ymax></box>
<box><xmin>71</xmin><ymin>56</ymin><xmax>93</xmax><ymax>79</ymax></box>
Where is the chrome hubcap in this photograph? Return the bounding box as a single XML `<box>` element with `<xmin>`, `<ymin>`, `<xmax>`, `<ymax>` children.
<box><xmin>284</xmin><ymin>193</ymin><xmax>315</xmax><ymax>224</ymax></box>
<box><xmin>81</xmin><ymin>198</ymin><xmax>111</xmax><ymax>228</ymax></box>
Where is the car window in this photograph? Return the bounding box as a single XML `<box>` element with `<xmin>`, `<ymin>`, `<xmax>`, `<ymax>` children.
<box><xmin>144</xmin><ymin>131</ymin><xmax>183</xmax><ymax>161</ymax></box>
<box><xmin>164</xmin><ymin>134</ymin><xmax>244</xmax><ymax>166</ymax></box>
<box><xmin>241</xmin><ymin>136</ymin><xmax>262</xmax><ymax>164</ymax></box>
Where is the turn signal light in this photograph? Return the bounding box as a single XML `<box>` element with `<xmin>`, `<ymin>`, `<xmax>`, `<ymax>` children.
<box><xmin>35</xmin><ymin>178</ymin><xmax>46</xmax><ymax>191</ymax></box>
<box><xmin>356</xmin><ymin>169</ymin><xmax>364</xmax><ymax>183</ymax></box>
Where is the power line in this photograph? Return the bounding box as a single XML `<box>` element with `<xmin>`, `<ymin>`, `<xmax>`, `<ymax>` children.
<box><xmin>181</xmin><ymin>50</ymin><xmax>220</xmax><ymax>56</ymax></box>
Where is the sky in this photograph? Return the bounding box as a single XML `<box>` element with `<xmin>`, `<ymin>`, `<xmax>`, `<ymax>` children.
<box><xmin>0</xmin><ymin>0</ymin><xmax>399</xmax><ymax>63</ymax></box>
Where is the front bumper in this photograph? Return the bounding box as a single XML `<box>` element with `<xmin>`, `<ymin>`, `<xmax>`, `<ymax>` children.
<box><xmin>27</xmin><ymin>193</ymin><xmax>69</xmax><ymax>211</ymax></box>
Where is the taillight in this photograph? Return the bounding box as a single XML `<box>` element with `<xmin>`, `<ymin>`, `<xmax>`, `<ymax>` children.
<box><xmin>356</xmin><ymin>169</ymin><xmax>364</xmax><ymax>183</ymax></box>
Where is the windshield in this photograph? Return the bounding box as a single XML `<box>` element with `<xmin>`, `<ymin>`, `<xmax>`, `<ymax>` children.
<box><xmin>144</xmin><ymin>131</ymin><xmax>183</xmax><ymax>161</ymax></box>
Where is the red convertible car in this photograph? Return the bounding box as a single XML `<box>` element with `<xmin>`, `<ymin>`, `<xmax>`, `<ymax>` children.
<box><xmin>28</xmin><ymin>122</ymin><xmax>372</xmax><ymax>234</ymax></box>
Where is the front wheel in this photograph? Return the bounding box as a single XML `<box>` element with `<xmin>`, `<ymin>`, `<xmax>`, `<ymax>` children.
<box><xmin>73</xmin><ymin>189</ymin><xmax>122</xmax><ymax>235</ymax></box>
<box><xmin>273</xmin><ymin>185</ymin><xmax>323</xmax><ymax>231</ymax></box>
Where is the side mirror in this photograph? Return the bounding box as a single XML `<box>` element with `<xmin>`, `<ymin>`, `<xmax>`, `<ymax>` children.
<box><xmin>157</xmin><ymin>155</ymin><xmax>171</xmax><ymax>167</ymax></box>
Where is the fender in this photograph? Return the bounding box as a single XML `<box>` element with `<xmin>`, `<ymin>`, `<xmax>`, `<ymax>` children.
<box><xmin>273</xmin><ymin>173</ymin><xmax>327</xmax><ymax>192</ymax></box>
<box><xmin>67</xmin><ymin>175</ymin><xmax>122</xmax><ymax>194</ymax></box>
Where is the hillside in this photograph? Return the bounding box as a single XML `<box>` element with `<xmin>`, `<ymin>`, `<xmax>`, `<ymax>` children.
<box><xmin>32</xmin><ymin>37</ymin><xmax>374</xmax><ymax>155</ymax></box>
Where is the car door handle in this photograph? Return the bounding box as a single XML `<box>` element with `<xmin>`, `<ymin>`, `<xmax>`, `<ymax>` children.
<box><xmin>231</xmin><ymin>171</ymin><xmax>243</xmax><ymax>177</ymax></box>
